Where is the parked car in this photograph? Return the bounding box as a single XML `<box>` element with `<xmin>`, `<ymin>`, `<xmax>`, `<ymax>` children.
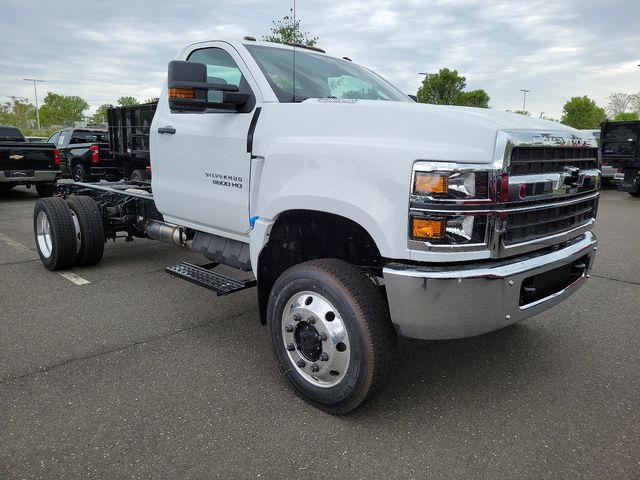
<box><xmin>600</xmin><ymin>120</ymin><xmax>640</xmax><ymax>196</ymax></box>
<box><xmin>47</xmin><ymin>128</ymin><xmax>116</xmax><ymax>182</ymax></box>
<box><xmin>0</xmin><ymin>125</ymin><xmax>59</xmax><ymax>196</ymax></box>
<box><xmin>33</xmin><ymin>39</ymin><xmax>599</xmax><ymax>414</ymax></box>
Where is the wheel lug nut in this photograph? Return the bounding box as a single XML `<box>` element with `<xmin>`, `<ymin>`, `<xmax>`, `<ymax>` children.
<box><xmin>319</xmin><ymin>332</ymin><xmax>328</xmax><ymax>341</ymax></box>
<box><xmin>296</xmin><ymin>359</ymin><xmax>306</xmax><ymax>368</ymax></box>
<box><xmin>293</xmin><ymin>313</ymin><xmax>302</xmax><ymax>321</ymax></box>
<box><xmin>285</xmin><ymin>324</ymin><xmax>294</xmax><ymax>332</ymax></box>
<box><xmin>310</xmin><ymin>363</ymin><xmax>319</xmax><ymax>372</ymax></box>
<box><xmin>308</xmin><ymin>316</ymin><xmax>316</xmax><ymax>324</ymax></box>
<box><xmin>286</xmin><ymin>343</ymin><xmax>295</xmax><ymax>351</ymax></box>
<box><xmin>320</xmin><ymin>352</ymin><xmax>329</xmax><ymax>361</ymax></box>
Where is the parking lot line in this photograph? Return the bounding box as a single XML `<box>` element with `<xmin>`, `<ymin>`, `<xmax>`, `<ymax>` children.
<box><xmin>0</xmin><ymin>231</ymin><xmax>90</xmax><ymax>285</ymax></box>
<box><xmin>0</xmin><ymin>232</ymin><xmax>38</xmax><ymax>260</ymax></box>
<box><xmin>57</xmin><ymin>271</ymin><xmax>91</xmax><ymax>285</ymax></box>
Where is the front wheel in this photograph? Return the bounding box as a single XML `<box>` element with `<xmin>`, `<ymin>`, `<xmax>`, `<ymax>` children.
<box><xmin>267</xmin><ymin>259</ymin><xmax>397</xmax><ymax>414</ymax></box>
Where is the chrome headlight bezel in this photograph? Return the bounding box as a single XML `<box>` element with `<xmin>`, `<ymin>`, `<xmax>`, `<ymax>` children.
<box><xmin>409</xmin><ymin>162</ymin><xmax>496</xmax><ymax>252</ymax></box>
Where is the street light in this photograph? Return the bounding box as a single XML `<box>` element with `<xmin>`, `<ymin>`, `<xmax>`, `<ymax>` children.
<box><xmin>23</xmin><ymin>78</ymin><xmax>45</xmax><ymax>130</ymax></box>
<box><xmin>520</xmin><ymin>89</ymin><xmax>530</xmax><ymax>112</ymax></box>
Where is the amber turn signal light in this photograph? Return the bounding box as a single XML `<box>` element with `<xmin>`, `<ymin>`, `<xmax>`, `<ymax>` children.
<box><xmin>169</xmin><ymin>87</ymin><xmax>195</xmax><ymax>99</ymax></box>
<box><xmin>411</xmin><ymin>218</ymin><xmax>446</xmax><ymax>240</ymax></box>
<box><xmin>414</xmin><ymin>173</ymin><xmax>448</xmax><ymax>195</ymax></box>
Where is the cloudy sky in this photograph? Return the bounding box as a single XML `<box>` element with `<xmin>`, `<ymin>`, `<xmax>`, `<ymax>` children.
<box><xmin>1</xmin><ymin>0</ymin><xmax>638</xmax><ymax>119</ymax></box>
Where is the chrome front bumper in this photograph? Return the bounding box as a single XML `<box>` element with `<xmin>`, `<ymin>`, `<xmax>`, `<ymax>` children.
<box><xmin>383</xmin><ymin>232</ymin><xmax>597</xmax><ymax>340</ymax></box>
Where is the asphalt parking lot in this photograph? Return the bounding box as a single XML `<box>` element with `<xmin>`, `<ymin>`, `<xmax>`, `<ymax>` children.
<box><xmin>0</xmin><ymin>186</ymin><xmax>638</xmax><ymax>479</ymax></box>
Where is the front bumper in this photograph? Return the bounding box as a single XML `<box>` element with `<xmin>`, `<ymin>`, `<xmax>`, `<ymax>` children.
<box><xmin>383</xmin><ymin>231</ymin><xmax>597</xmax><ymax>340</ymax></box>
<box><xmin>0</xmin><ymin>170</ymin><xmax>59</xmax><ymax>184</ymax></box>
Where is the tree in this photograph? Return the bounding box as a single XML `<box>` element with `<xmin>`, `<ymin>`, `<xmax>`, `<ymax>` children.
<box><xmin>416</xmin><ymin>69</ymin><xmax>490</xmax><ymax>108</ymax></box>
<box><xmin>560</xmin><ymin>96</ymin><xmax>606</xmax><ymax>129</ymax></box>
<box><xmin>143</xmin><ymin>98</ymin><xmax>159</xmax><ymax>104</ymax></box>
<box><xmin>613</xmin><ymin>111</ymin><xmax>639</xmax><ymax>121</ymax></box>
<box><xmin>0</xmin><ymin>97</ymin><xmax>37</xmax><ymax>131</ymax></box>
<box><xmin>629</xmin><ymin>93</ymin><xmax>640</xmax><ymax>115</ymax></box>
<box><xmin>417</xmin><ymin>68</ymin><xmax>466</xmax><ymax>105</ymax></box>
<box><xmin>117</xmin><ymin>96</ymin><xmax>139</xmax><ymax>107</ymax></box>
<box><xmin>90</xmin><ymin>104</ymin><xmax>111</xmax><ymax>126</ymax></box>
<box><xmin>607</xmin><ymin>93</ymin><xmax>631</xmax><ymax>118</ymax></box>
<box><xmin>512</xmin><ymin>110</ymin><xmax>530</xmax><ymax>116</ymax></box>
<box><xmin>457</xmin><ymin>89</ymin><xmax>490</xmax><ymax>108</ymax></box>
<box><xmin>263</xmin><ymin>12</ymin><xmax>318</xmax><ymax>46</ymax></box>
<box><xmin>38</xmin><ymin>92</ymin><xmax>89</xmax><ymax>127</ymax></box>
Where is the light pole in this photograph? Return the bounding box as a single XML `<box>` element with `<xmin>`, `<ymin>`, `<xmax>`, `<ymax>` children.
<box><xmin>520</xmin><ymin>89</ymin><xmax>530</xmax><ymax>112</ymax></box>
<box><xmin>23</xmin><ymin>78</ymin><xmax>45</xmax><ymax>130</ymax></box>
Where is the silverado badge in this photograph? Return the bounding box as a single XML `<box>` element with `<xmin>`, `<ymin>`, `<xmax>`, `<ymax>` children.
<box><xmin>9</xmin><ymin>154</ymin><xmax>24</xmax><ymax>160</ymax></box>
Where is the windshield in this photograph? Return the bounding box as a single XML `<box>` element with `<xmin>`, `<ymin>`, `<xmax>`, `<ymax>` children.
<box><xmin>0</xmin><ymin>126</ymin><xmax>25</xmax><ymax>142</ymax></box>
<box><xmin>246</xmin><ymin>45</ymin><xmax>410</xmax><ymax>103</ymax></box>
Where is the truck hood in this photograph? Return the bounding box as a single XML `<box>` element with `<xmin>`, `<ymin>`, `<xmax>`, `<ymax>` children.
<box><xmin>256</xmin><ymin>99</ymin><xmax>584</xmax><ymax>165</ymax></box>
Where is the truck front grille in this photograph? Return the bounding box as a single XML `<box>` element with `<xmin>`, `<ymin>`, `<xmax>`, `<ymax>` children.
<box><xmin>510</xmin><ymin>146</ymin><xmax>598</xmax><ymax>175</ymax></box>
<box><xmin>504</xmin><ymin>196</ymin><xmax>597</xmax><ymax>245</ymax></box>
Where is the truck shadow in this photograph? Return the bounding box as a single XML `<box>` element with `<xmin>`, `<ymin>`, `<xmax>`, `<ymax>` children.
<box><xmin>0</xmin><ymin>187</ymin><xmax>38</xmax><ymax>202</ymax></box>
<box><xmin>360</xmin><ymin>322</ymin><xmax>562</xmax><ymax>416</ymax></box>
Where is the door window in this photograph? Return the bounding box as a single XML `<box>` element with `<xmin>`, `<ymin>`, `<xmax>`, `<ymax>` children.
<box><xmin>187</xmin><ymin>47</ymin><xmax>250</xmax><ymax>104</ymax></box>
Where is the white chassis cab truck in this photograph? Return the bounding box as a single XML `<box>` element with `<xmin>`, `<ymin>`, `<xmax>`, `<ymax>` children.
<box><xmin>33</xmin><ymin>39</ymin><xmax>600</xmax><ymax>414</ymax></box>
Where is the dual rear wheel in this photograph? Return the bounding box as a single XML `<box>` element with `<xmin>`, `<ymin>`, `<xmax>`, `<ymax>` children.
<box><xmin>34</xmin><ymin>195</ymin><xmax>104</xmax><ymax>270</ymax></box>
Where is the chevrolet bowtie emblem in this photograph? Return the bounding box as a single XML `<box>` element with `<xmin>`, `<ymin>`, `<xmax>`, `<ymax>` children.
<box><xmin>9</xmin><ymin>154</ymin><xmax>24</xmax><ymax>160</ymax></box>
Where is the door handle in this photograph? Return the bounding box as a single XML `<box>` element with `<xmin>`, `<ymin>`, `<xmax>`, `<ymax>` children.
<box><xmin>158</xmin><ymin>126</ymin><xmax>176</xmax><ymax>134</ymax></box>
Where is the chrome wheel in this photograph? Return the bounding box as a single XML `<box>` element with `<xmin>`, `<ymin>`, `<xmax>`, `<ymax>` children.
<box><xmin>36</xmin><ymin>210</ymin><xmax>53</xmax><ymax>258</ymax></box>
<box><xmin>281</xmin><ymin>291</ymin><xmax>350</xmax><ymax>388</ymax></box>
<box><xmin>70</xmin><ymin>210</ymin><xmax>81</xmax><ymax>254</ymax></box>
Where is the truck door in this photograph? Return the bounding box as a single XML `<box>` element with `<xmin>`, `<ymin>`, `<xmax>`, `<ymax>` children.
<box><xmin>152</xmin><ymin>43</ymin><xmax>260</xmax><ymax>238</ymax></box>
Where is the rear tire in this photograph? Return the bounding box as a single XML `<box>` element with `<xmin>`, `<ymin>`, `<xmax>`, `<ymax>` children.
<box><xmin>66</xmin><ymin>195</ymin><xmax>104</xmax><ymax>266</ymax></box>
<box><xmin>130</xmin><ymin>169</ymin><xmax>151</xmax><ymax>182</ymax></box>
<box><xmin>267</xmin><ymin>259</ymin><xmax>397</xmax><ymax>414</ymax></box>
<box><xmin>33</xmin><ymin>197</ymin><xmax>77</xmax><ymax>270</ymax></box>
<box><xmin>35</xmin><ymin>183</ymin><xmax>56</xmax><ymax>197</ymax></box>
<box><xmin>73</xmin><ymin>164</ymin><xmax>90</xmax><ymax>183</ymax></box>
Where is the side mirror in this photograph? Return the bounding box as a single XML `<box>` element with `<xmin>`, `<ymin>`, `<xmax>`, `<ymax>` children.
<box><xmin>167</xmin><ymin>60</ymin><xmax>250</xmax><ymax>111</ymax></box>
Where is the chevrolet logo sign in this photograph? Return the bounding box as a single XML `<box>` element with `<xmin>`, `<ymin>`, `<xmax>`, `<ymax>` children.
<box><xmin>9</xmin><ymin>154</ymin><xmax>24</xmax><ymax>160</ymax></box>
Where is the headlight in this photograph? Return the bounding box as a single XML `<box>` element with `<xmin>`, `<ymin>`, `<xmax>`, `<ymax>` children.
<box><xmin>413</xmin><ymin>171</ymin><xmax>489</xmax><ymax>200</ymax></box>
<box><xmin>411</xmin><ymin>214</ymin><xmax>487</xmax><ymax>244</ymax></box>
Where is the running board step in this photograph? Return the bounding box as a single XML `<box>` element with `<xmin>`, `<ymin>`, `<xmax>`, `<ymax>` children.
<box><xmin>165</xmin><ymin>262</ymin><xmax>256</xmax><ymax>296</ymax></box>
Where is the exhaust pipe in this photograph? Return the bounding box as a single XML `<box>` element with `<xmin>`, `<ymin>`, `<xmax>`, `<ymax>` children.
<box><xmin>146</xmin><ymin>220</ymin><xmax>186</xmax><ymax>247</ymax></box>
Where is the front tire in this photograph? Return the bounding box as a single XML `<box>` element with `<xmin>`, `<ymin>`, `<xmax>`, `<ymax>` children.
<box><xmin>33</xmin><ymin>197</ymin><xmax>77</xmax><ymax>270</ymax></box>
<box><xmin>267</xmin><ymin>259</ymin><xmax>397</xmax><ymax>414</ymax></box>
<box><xmin>66</xmin><ymin>195</ymin><xmax>104</xmax><ymax>266</ymax></box>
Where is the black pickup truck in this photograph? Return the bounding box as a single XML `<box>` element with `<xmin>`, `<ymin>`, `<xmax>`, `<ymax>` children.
<box><xmin>600</xmin><ymin>120</ymin><xmax>640</xmax><ymax>196</ymax></box>
<box><xmin>0</xmin><ymin>125</ymin><xmax>59</xmax><ymax>196</ymax></box>
<box><xmin>47</xmin><ymin>128</ymin><xmax>120</xmax><ymax>182</ymax></box>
